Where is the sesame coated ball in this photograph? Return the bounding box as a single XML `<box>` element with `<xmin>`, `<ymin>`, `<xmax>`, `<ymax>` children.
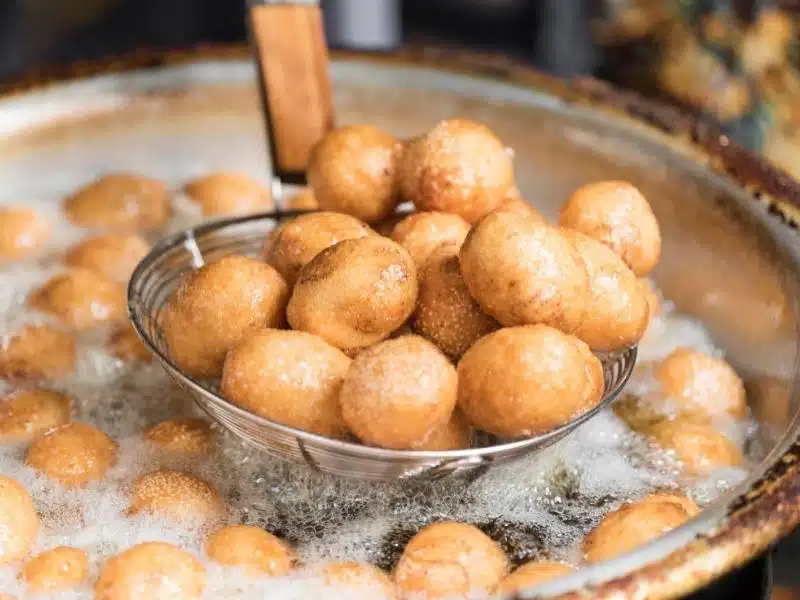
<box><xmin>65</xmin><ymin>233</ymin><xmax>150</xmax><ymax>283</ymax></box>
<box><xmin>390</xmin><ymin>211</ymin><xmax>470</xmax><ymax>266</ymax></box>
<box><xmin>128</xmin><ymin>470</ymin><xmax>224</xmax><ymax>521</ymax></box>
<box><xmin>184</xmin><ymin>172</ymin><xmax>273</xmax><ymax>217</ymax></box>
<box><xmin>0</xmin><ymin>324</ymin><xmax>76</xmax><ymax>380</ymax></box>
<box><xmin>0</xmin><ymin>477</ymin><xmax>39</xmax><ymax>564</ymax></box>
<box><xmin>0</xmin><ymin>389</ymin><xmax>71</xmax><ymax>443</ymax></box>
<box><xmin>19</xmin><ymin>546</ymin><xmax>88</xmax><ymax>592</ymax></box>
<box><xmin>206</xmin><ymin>525</ymin><xmax>295</xmax><ymax>576</ymax></box>
<box><xmin>0</xmin><ymin>207</ymin><xmax>50</xmax><ymax>261</ymax></box>
<box><xmin>143</xmin><ymin>418</ymin><xmax>216</xmax><ymax>456</ymax></box>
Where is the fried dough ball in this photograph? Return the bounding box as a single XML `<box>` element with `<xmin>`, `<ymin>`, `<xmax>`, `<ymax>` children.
<box><xmin>412</xmin><ymin>409</ymin><xmax>472</xmax><ymax>451</ymax></box>
<box><xmin>493</xmin><ymin>191</ymin><xmax>546</xmax><ymax>222</ymax></box>
<box><xmin>108</xmin><ymin>325</ymin><xmax>152</xmax><ymax>363</ymax></box>
<box><xmin>559</xmin><ymin>180</ymin><xmax>661</xmax><ymax>277</ymax></box>
<box><xmin>639</xmin><ymin>278</ymin><xmax>663</xmax><ymax>318</ymax></box>
<box><xmin>0</xmin><ymin>324</ymin><xmax>76</xmax><ymax>380</ymax></box>
<box><xmin>644</xmin><ymin>417</ymin><xmax>744</xmax><ymax>475</ymax></box>
<box><xmin>65</xmin><ymin>234</ymin><xmax>150</xmax><ymax>283</ymax></box>
<box><xmin>221</xmin><ymin>329</ymin><xmax>350</xmax><ymax>438</ymax></box>
<box><xmin>495</xmin><ymin>561</ymin><xmax>575</xmax><ymax>594</ymax></box>
<box><xmin>287</xmin><ymin>237</ymin><xmax>417</xmax><ymax>354</ymax></box>
<box><xmin>128</xmin><ymin>470</ymin><xmax>224</xmax><ymax>521</ymax></box>
<box><xmin>655</xmin><ymin>348</ymin><xmax>747</xmax><ymax>419</ymax></box>
<box><xmin>283</xmin><ymin>188</ymin><xmax>318</xmax><ymax>211</ymax></box>
<box><xmin>28</xmin><ymin>269</ymin><xmax>127</xmax><ymax>330</ymax></box>
<box><xmin>161</xmin><ymin>255</ymin><xmax>289</xmax><ymax>378</ymax></box>
<box><xmin>563</xmin><ymin>229</ymin><xmax>649</xmax><ymax>351</ymax></box>
<box><xmin>184</xmin><ymin>172</ymin><xmax>273</xmax><ymax>217</ymax></box>
<box><xmin>0</xmin><ymin>207</ymin><xmax>50</xmax><ymax>261</ymax></box>
<box><xmin>0</xmin><ymin>477</ymin><xmax>39</xmax><ymax>564</ymax></box>
<box><xmin>390</xmin><ymin>211</ymin><xmax>470</xmax><ymax>266</ymax></box>
<box><xmin>583</xmin><ymin>493</ymin><xmax>699</xmax><ymax>562</ymax></box>
<box><xmin>320</xmin><ymin>562</ymin><xmax>396</xmax><ymax>598</ymax></box>
<box><xmin>458</xmin><ymin>325</ymin><xmax>603</xmax><ymax>438</ymax></box>
<box><xmin>206</xmin><ymin>525</ymin><xmax>295</xmax><ymax>576</ymax></box>
<box><xmin>0</xmin><ymin>389</ymin><xmax>71</xmax><ymax>443</ymax></box>
<box><xmin>308</xmin><ymin>125</ymin><xmax>401</xmax><ymax>223</ymax></box>
<box><xmin>410</xmin><ymin>244</ymin><xmax>498</xmax><ymax>358</ymax></box>
<box><xmin>394</xmin><ymin>522</ymin><xmax>508</xmax><ymax>598</ymax></box>
<box><xmin>25</xmin><ymin>422</ymin><xmax>118</xmax><ymax>486</ymax></box>
<box><xmin>460</xmin><ymin>211</ymin><xmax>590</xmax><ymax>332</ymax></box>
<box><xmin>143</xmin><ymin>419</ymin><xmax>216</xmax><ymax>456</ymax></box>
<box><xmin>340</xmin><ymin>335</ymin><xmax>457</xmax><ymax>449</ymax></box>
<box><xmin>399</xmin><ymin>119</ymin><xmax>514</xmax><ymax>223</ymax></box>
<box><xmin>20</xmin><ymin>547</ymin><xmax>88</xmax><ymax>592</ymax></box>
<box><xmin>373</xmin><ymin>213</ymin><xmax>406</xmax><ymax>238</ymax></box>
<box><xmin>95</xmin><ymin>542</ymin><xmax>205</xmax><ymax>600</ymax></box>
<box><xmin>262</xmin><ymin>212</ymin><xmax>373</xmax><ymax>286</ymax></box>
<box><xmin>63</xmin><ymin>173</ymin><xmax>171</xmax><ymax>232</ymax></box>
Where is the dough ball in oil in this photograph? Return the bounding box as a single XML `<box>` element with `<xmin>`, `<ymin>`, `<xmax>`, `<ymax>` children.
<box><xmin>411</xmin><ymin>243</ymin><xmax>498</xmax><ymax>359</ymax></box>
<box><xmin>340</xmin><ymin>335</ymin><xmax>457</xmax><ymax>449</ymax></box>
<box><xmin>399</xmin><ymin>119</ymin><xmax>514</xmax><ymax>223</ymax></box>
<box><xmin>393</xmin><ymin>521</ymin><xmax>508</xmax><ymax>599</ymax></box>
<box><xmin>95</xmin><ymin>542</ymin><xmax>205</xmax><ymax>600</ymax></box>
<box><xmin>308</xmin><ymin>125</ymin><xmax>401</xmax><ymax>223</ymax></box>
<box><xmin>559</xmin><ymin>180</ymin><xmax>661</xmax><ymax>277</ymax></box>
<box><xmin>161</xmin><ymin>255</ymin><xmax>289</xmax><ymax>378</ymax></box>
<box><xmin>222</xmin><ymin>329</ymin><xmax>350</xmax><ymax>438</ymax></box>
<box><xmin>412</xmin><ymin>409</ymin><xmax>473</xmax><ymax>451</ymax></box>
<box><xmin>644</xmin><ymin>417</ymin><xmax>744</xmax><ymax>475</ymax></box>
<box><xmin>496</xmin><ymin>561</ymin><xmax>574</xmax><ymax>595</ymax></box>
<box><xmin>287</xmin><ymin>237</ymin><xmax>417</xmax><ymax>355</ymax></box>
<box><xmin>143</xmin><ymin>418</ymin><xmax>216</xmax><ymax>456</ymax></box>
<box><xmin>262</xmin><ymin>211</ymin><xmax>373</xmax><ymax>286</ymax></box>
<box><xmin>65</xmin><ymin>234</ymin><xmax>150</xmax><ymax>283</ymax></box>
<box><xmin>28</xmin><ymin>269</ymin><xmax>127</xmax><ymax>331</ymax></box>
<box><xmin>20</xmin><ymin>547</ymin><xmax>88</xmax><ymax>592</ymax></box>
<box><xmin>0</xmin><ymin>477</ymin><xmax>39</xmax><ymax>564</ymax></box>
<box><xmin>25</xmin><ymin>422</ymin><xmax>118</xmax><ymax>486</ymax></box>
<box><xmin>128</xmin><ymin>470</ymin><xmax>224</xmax><ymax>521</ymax></box>
<box><xmin>63</xmin><ymin>173</ymin><xmax>171</xmax><ymax>232</ymax></box>
<box><xmin>108</xmin><ymin>325</ymin><xmax>152</xmax><ymax>363</ymax></box>
<box><xmin>0</xmin><ymin>207</ymin><xmax>50</xmax><ymax>261</ymax></box>
<box><xmin>206</xmin><ymin>525</ymin><xmax>295</xmax><ymax>576</ymax></box>
<box><xmin>390</xmin><ymin>211</ymin><xmax>470</xmax><ymax>266</ymax></box>
<box><xmin>184</xmin><ymin>172</ymin><xmax>273</xmax><ymax>217</ymax></box>
<box><xmin>320</xmin><ymin>562</ymin><xmax>396</xmax><ymax>599</ymax></box>
<box><xmin>0</xmin><ymin>389</ymin><xmax>71</xmax><ymax>443</ymax></box>
<box><xmin>458</xmin><ymin>325</ymin><xmax>604</xmax><ymax>438</ymax></box>
<box><xmin>459</xmin><ymin>211</ymin><xmax>590</xmax><ymax>332</ymax></box>
<box><xmin>0</xmin><ymin>324</ymin><xmax>76</xmax><ymax>380</ymax></box>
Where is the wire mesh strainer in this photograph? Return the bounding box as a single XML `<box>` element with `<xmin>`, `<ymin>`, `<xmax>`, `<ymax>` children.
<box><xmin>128</xmin><ymin>211</ymin><xmax>637</xmax><ymax>482</ymax></box>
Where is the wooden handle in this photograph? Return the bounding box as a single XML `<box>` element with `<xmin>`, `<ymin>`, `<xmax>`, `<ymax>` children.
<box><xmin>248</xmin><ymin>2</ymin><xmax>334</xmax><ymax>184</ymax></box>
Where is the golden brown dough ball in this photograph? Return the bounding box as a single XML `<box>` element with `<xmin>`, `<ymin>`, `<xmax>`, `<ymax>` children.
<box><xmin>0</xmin><ymin>324</ymin><xmax>76</xmax><ymax>380</ymax></box>
<box><xmin>0</xmin><ymin>477</ymin><xmax>39</xmax><ymax>564</ymax></box>
<box><xmin>390</xmin><ymin>211</ymin><xmax>470</xmax><ymax>266</ymax></box>
<box><xmin>128</xmin><ymin>470</ymin><xmax>224</xmax><ymax>521</ymax></box>
<box><xmin>283</xmin><ymin>187</ymin><xmax>318</xmax><ymax>211</ymax></box>
<box><xmin>184</xmin><ymin>172</ymin><xmax>273</xmax><ymax>217</ymax></box>
<box><xmin>262</xmin><ymin>211</ymin><xmax>373</xmax><ymax>286</ymax></box>
<box><xmin>161</xmin><ymin>255</ymin><xmax>289</xmax><ymax>378</ymax></box>
<box><xmin>0</xmin><ymin>207</ymin><xmax>50</xmax><ymax>261</ymax></box>
<box><xmin>495</xmin><ymin>561</ymin><xmax>574</xmax><ymax>594</ymax></box>
<box><xmin>582</xmin><ymin>493</ymin><xmax>699</xmax><ymax>562</ymax></box>
<box><xmin>340</xmin><ymin>335</ymin><xmax>457</xmax><ymax>449</ymax></box>
<box><xmin>458</xmin><ymin>325</ymin><xmax>603</xmax><ymax>438</ymax></box>
<box><xmin>320</xmin><ymin>562</ymin><xmax>396</xmax><ymax>598</ymax></box>
<box><xmin>221</xmin><ymin>329</ymin><xmax>350</xmax><ymax>438</ymax></box>
<box><xmin>399</xmin><ymin>119</ymin><xmax>514</xmax><ymax>223</ymax></box>
<box><xmin>394</xmin><ymin>522</ymin><xmax>508</xmax><ymax>598</ymax></box>
<box><xmin>493</xmin><ymin>187</ymin><xmax>546</xmax><ymax>222</ymax></box>
<box><xmin>108</xmin><ymin>325</ymin><xmax>152</xmax><ymax>363</ymax></box>
<box><xmin>63</xmin><ymin>173</ymin><xmax>171</xmax><ymax>232</ymax></box>
<box><xmin>559</xmin><ymin>180</ymin><xmax>661</xmax><ymax>277</ymax></box>
<box><xmin>612</xmin><ymin>393</ymin><xmax>671</xmax><ymax>433</ymax></box>
<box><xmin>65</xmin><ymin>234</ymin><xmax>150</xmax><ymax>283</ymax></box>
<box><xmin>372</xmin><ymin>213</ymin><xmax>406</xmax><ymax>238</ymax></box>
<box><xmin>25</xmin><ymin>422</ymin><xmax>118</xmax><ymax>486</ymax></box>
<box><xmin>308</xmin><ymin>125</ymin><xmax>401</xmax><ymax>223</ymax></box>
<box><xmin>562</xmin><ymin>229</ymin><xmax>650</xmax><ymax>351</ymax></box>
<box><xmin>412</xmin><ymin>409</ymin><xmax>472</xmax><ymax>451</ymax></box>
<box><xmin>639</xmin><ymin>278</ymin><xmax>663</xmax><ymax>319</ymax></box>
<box><xmin>644</xmin><ymin>417</ymin><xmax>744</xmax><ymax>475</ymax></box>
<box><xmin>28</xmin><ymin>269</ymin><xmax>127</xmax><ymax>331</ymax></box>
<box><xmin>459</xmin><ymin>211</ymin><xmax>590</xmax><ymax>332</ymax></box>
<box><xmin>0</xmin><ymin>389</ymin><xmax>71</xmax><ymax>443</ymax></box>
<box><xmin>410</xmin><ymin>244</ymin><xmax>498</xmax><ymax>358</ymax></box>
<box><xmin>20</xmin><ymin>547</ymin><xmax>88</xmax><ymax>592</ymax></box>
<box><xmin>206</xmin><ymin>525</ymin><xmax>295</xmax><ymax>576</ymax></box>
<box><xmin>287</xmin><ymin>237</ymin><xmax>418</xmax><ymax>355</ymax></box>
<box><xmin>95</xmin><ymin>542</ymin><xmax>205</xmax><ymax>600</ymax></box>
<box><xmin>655</xmin><ymin>348</ymin><xmax>747</xmax><ymax>419</ymax></box>
<box><xmin>143</xmin><ymin>418</ymin><xmax>216</xmax><ymax>456</ymax></box>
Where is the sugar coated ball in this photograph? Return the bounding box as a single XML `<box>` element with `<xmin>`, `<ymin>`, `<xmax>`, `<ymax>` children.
<box><xmin>143</xmin><ymin>418</ymin><xmax>216</xmax><ymax>456</ymax></box>
<box><xmin>0</xmin><ymin>324</ymin><xmax>76</xmax><ymax>380</ymax></box>
<box><xmin>390</xmin><ymin>211</ymin><xmax>470</xmax><ymax>266</ymax></box>
<box><xmin>496</xmin><ymin>561</ymin><xmax>574</xmax><ymax>594</ymax></box>
<box><xmin>108</xmin><ymin>325</ymin><xmax>152</xmax><ymax>363</ymax></box>
<box><xmin>206</xmin><ymin>525</ymin><xmax>295</xmax><ymax>576</ymax></box>
<box><xmin>644</xmin><ymin>417</ymin><xmax>744</xmax><ymax>475</ymax></box>
<box><xmin>559</xmin><ymin>180</ymin><xmax>661</xmax><ymax>277</ymax></box>
<box><xmin>0</xmin><ymin>477</ymin><xmax>39</xmax><ymax>564</ymax></box>
<box><xmin>458</xmin><ymin>325</ymin><xmax>603</xmax><ymax>438</ymax></box>
<box><xmin>20</xmin><ymin>546</ymin><xmax>88</xmax><ymax>591</ymax></box>
<box><xmin>65</xmin><ymin>233</ymin><xmax>150</xmax><ymax>283</ymax></box>
<box><xmin>459</xmin><ymin>211</ymin><xmax>590</xmax><ymax>332</ymax></box>
<box><xmin>161</xmin><ymin>255</ymin><xmax>289</xmax><ymax>378</ymax></box>
<box><xmin>128</xmin><ymin>470</ymin><xmax>224</xmax><ymax>521</ymax></box>
<box><xmin>95</xmin><ymin>542</ymin><xmax>205</xmax><ymax>600</ymax></box>
<box><xmin>25</xmin><ymin>422</ymin><xmax>118</xmax><ymax>486</ymax></box>
<box><xmin>394</xmin><ymin>522</ymin><xmax>508</xmax><ymax>598</ymax></box>
<box><xmin>493</xmin><ymin>195</ymin><xmax>547</xmax><ymax>222</ymax></box>
<box><xmin>399</xmin><ymin>119</ymin><xmax>514</xmax><ymax>223</ymax></box>
<box><xmin>0</xmin><ymin>207</ymin><xmax>50</xmax><ymax>261</ymax></box>
<box><xmin>184</xmin><ymin>172</ymin><xmax>273</xmax><ymax>216</ymax></box>
<box><xmin>308</xmin><ymin>125</ymin><xmax>401</xmax><ymax>223</ymax></box>
<box><xmin>287</xmin><ymin>236</ymin><xmax>418</xmax><ymax>355</ymax></box>
<box><xmin>320</xmin><ymin>562</ymin><xmax>396</xmax><ymax>598</ymax></box>
<box><xmin>0</xmin><ymin>389</ymin><xmax>71</xmax><ymax>443</ymax></box>
<box><xmin>412</xmin><ymin>409</ymin><xmax>473</xmax><ymax>451</ymax></box>
<box><xmin>221</xmin><ymin>329</ymin><xmax>350</xmax><ymax>438</ymax></box>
